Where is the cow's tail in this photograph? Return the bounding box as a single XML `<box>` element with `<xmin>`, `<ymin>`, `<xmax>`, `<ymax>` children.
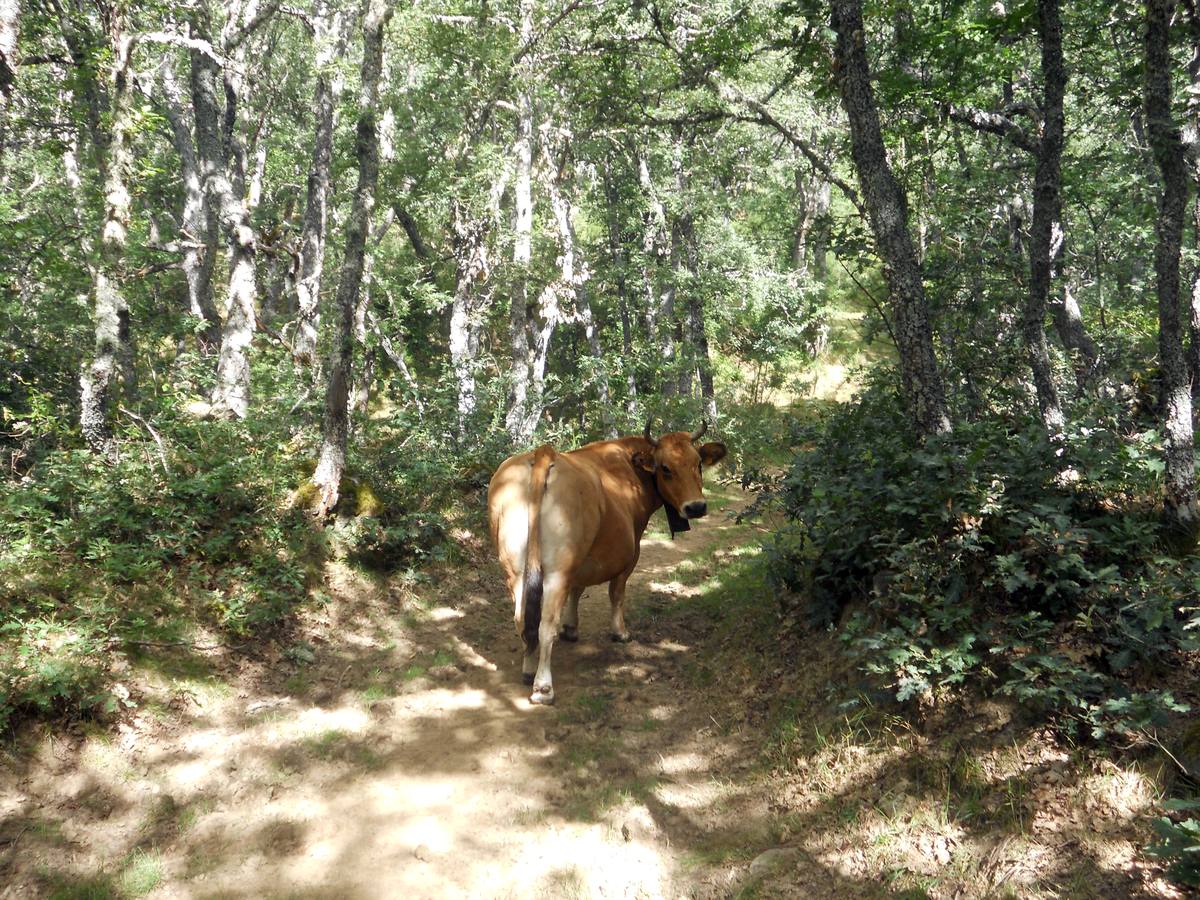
<box><xmin>522</xmin><ymin>445</ymin><xmax>555</xmax><ymax>651</ymax></box>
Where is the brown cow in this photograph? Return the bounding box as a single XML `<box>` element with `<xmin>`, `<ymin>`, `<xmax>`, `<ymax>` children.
<box><xmin>488</xmin><ymin>421</ymin><xmax>727</xmax><ymax>705</ymax></box>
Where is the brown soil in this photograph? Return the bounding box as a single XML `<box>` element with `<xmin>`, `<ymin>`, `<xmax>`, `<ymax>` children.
<box><xmin>0</xmin><ymin>486</ymin><xmax>1187</xmax><ymax>899</ymax></box>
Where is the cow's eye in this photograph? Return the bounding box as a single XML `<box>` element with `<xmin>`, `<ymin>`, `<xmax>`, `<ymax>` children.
<box><xmin>660</xmin><ymin>465</ymin><xmax>672</xmax><ymax>477</ymax></box>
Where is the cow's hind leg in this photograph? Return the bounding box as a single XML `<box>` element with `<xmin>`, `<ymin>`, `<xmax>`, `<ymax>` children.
<box><xmin>560</xmin><ymin>586</ymin><xmax>583</xmax><ymax>642</ymax></box>
<box><xmin>608</xmin><ymin>569</ymin><xmax>633</xmax><ymax>642</ymax></box>
<box><xmin>502</xmin><ymin>567</ymin><xmax>538</xmax><ymax>686</ymax></box>
<box><xmin>522</xmin><ymin>636</ymin><xmax>538</xmax><ymax>685</ymax></box>
<box><xmin>531</xmin><ymin>574</ymin><xmax>568</xmax><ymax>705</ymax></box>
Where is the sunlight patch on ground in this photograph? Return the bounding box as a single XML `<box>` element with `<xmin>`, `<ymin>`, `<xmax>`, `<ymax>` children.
<box><xmin>1077</xmin><ymin>764</ymin><xmax>1160</xmax><ymax>822</ymax></box>
<box><xmin>654</xmin><ymin>778</ymin><xmax>737</xmax><ymax>810</ymax></box>
<box><xmin>655</xmin><ymin>750</ymin><xmax>709</xmax><ymax>775</ymax></box>
<box><xmin>521</xmin><ymin>819</ymin><xmax>672</xmax><ymax>899</ymax></box>
<box><xmin>448</xmin><ymin>635</ymin><xmax>499</xmax><ymax>670</ymax></box>
<box><xmin>647</xmin><ymin>579</ymin><xmax>705</xmax><ymax>598</ymax></box>
<box><xmin>289</xmin><ymin>705</ymin><xmax>371</xmax><ymax>735</ymax></box>
<box><xmin>429</xmin><ymin>606</ymin><xmax>464</xmax><ymax>621</ymax></box>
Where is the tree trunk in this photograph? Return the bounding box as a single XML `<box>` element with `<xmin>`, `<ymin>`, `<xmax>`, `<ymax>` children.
<box><xmin>189</xmin><ymin>14</ymin><xmax>258</xmax><ymax>419</ymax></box>
<box><xmin>310</xmin><ymin>0</ymin><xmax>392</xmax><ymax>516</ymax></box>
<box><xmin>543</xmin><ymin>138</ymin><xmax>614</xmax><ymax>437</ymax></box>
<box><xmin>1050</xmin><ymin>281</ymin><xmax>1100</xmax><ymax>390</ymax></box>
<box><xmin>449</xmin><ymin>170</ymin><xmax>509</xmax><ymax>436</ymax></box>
<box><xmin>74</xmin><ymin>10</ymin><xmax>136</xmax><ymax>457</ymax></box>
<box><xmin>1189</xmin><ymin>255</ymin><xmax>1200</xmax><ymax>388</ymax></box>
<box><xmin>671</xmin><ymin>130</ymin><xmax>693</xmax><ymax>398</ymax></box>
<box><xmin>670</xmin><ymin>135</ymin><xmax>716</xmax><ymax>418</ymax></box>
<box><xmin>830</xmin><ymin>0</ymin><xmax>951</xmax><ymax>437</ymax></box>
<box><xmin>0</xmin><ymin>0</ymin><xmax>17</xmax><ymax>172</ymax></box>
<box><xmin>638</xmin><ymin>153</ymin><xmax>674</xmax><ymax>393</ymax></box>
<box><xmin>1146</xmin><ymin>0</ymin><xmax>1199</xmax><ymax>539</ymax></box>
<box><xmin>505</xmin><ymin>0</ymin><xmax>535</xmax><ymax>441</ymax></box>
<box><xmin>292</xmin><ymin>3</ymin><xmax>348</xmax><ymax>365</ymax></box>
<box><xmin>0</xmin><ymin>0</ymin><xmax>14</xmax><ymax>99</ymax></box>
<box><xmin>1024</xmin><ymin>0</ymin><xmax>1066</xmax><ymax>434</ymax></box>
<box><xmin>604</xmin><ymin>167</ymin><xmax>638</xmax><ymax>417</ymax></box>
<box><xmin>160</xmin><ymin>63</ymin><xmax>221</xmax><ymax>351</ymax></box>
<box><xmin>792</xmin><ymin>145</ymin><xmax>832</xmax><ymax>275</ymax></box>
<box><xmin>1185</xmin><ymin>9</ymin><xmax>1200</xmax><ymax>389</ymax></box>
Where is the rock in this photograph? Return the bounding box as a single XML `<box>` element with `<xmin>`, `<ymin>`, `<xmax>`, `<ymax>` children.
<box><xmin>619</xmin><ymin>806</ymin><xmax>659</xmax><ymax>843</ymax></box>
<box><xmin>429</xmin><ymin>665</ymin><xmax>461</xmax><ymax>681</ymax></box>
<box><xmin>284</xmin><ymin>643</ymin><xmax>316</xmax><ymax>665</ymax></box>
<box><xmin>739</xmin><ymin>848</ymin><xmax>801</xmax><ymax>889</ymax></box>
<box><xmin>413</xmin><ymin>844</ymin><xmax>431</xmax><ymax>862</ymax></box>
<box><xmin>368</xmin><ymin>701</ymin><xmax>393</xmax><ymax>719</ymax></box>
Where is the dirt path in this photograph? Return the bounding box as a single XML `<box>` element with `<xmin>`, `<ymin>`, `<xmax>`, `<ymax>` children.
<box><xmin>6</xmin><ymin>475</ymin><xmax>1171</xmax><ymax>899</ymax></box>
<box><xmin>2</xmin><ymin>486</ymin><xmax>850</xmax><ymax>899</ymax></box>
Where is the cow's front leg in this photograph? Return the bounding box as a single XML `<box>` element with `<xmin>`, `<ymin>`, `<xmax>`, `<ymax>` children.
<box><xmin>531</xmin><ymin>575</ymin><xmax>566</xmax><ymax>704</ymax></box>
<box><xmin>560</xmin><ymin>587</ymin><xmax>583</xmax><ymax>642</ymax></box>
<box><xmin>608</xmin><ymin>570</ymin><xmax>633</xmax><ymax>642</ymax></box>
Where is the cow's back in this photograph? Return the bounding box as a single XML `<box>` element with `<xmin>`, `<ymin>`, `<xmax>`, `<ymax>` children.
<box><xmin>560</xmin><ymin>441</ymin><xmax>649</xmax><ymax>586</ymax></box>
<box><xmin>488</xmin><ymin>446</ymin><xmax>607</xmax><ymax>591</ymax></box>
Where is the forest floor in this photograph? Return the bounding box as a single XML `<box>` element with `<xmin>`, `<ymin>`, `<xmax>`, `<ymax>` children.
<box><xmin>0</xmin><ymin>483</ymin><xmax>1184</xmax><ymax>899</ymax></box>
<box><xmin>0</xmin><ymin>315</ymin><xmax>1187</xmax><ymax>898</ymax></box>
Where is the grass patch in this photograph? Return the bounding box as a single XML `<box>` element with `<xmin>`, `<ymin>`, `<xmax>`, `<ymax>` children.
<box><xmin>42</xmin><ymin>848</ymin><xmax>163</xmax><ymax>900</ymax></box>
<box><xmin>301</xmin><ymin>729</ymin><xmax>382</xmax><ymax>770</ymax></box>
<box><xmin>558</xmin><ymin>771</ymin><xmax>659</xmax><ymax>822</ymax></box>
<box><xmin>116</xmin><ymin>850</ymin><xmax>163</xmax><ymax>897</ymax></box>
<box><xmin>558</xmin><ymin>690</ymin><xmax>612</xmax><ymax>725</ymax></box>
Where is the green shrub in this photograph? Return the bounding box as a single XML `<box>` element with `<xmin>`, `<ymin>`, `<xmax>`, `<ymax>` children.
<box><xmin>767</xmin><ymin>372</ymin><xmax>1199</xmax><ymax>738</ymax></box>
<box><xmin>0</xmin><ymin>409</ymin><xmax>322</xmax><ymax>730</ymax></box>
<box><xmin>1148</xmin><ymin>800</ymin><xmax>1200</xmax><ymax>888</ymax></box>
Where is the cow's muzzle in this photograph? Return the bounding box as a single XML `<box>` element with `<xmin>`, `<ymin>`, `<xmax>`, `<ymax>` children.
<box><xmin>683</xmin><ymin>500</ymin><xmax>707</xmax><ymax>519</ymax></box>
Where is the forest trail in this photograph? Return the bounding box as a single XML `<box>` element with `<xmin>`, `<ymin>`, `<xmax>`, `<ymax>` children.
<box><xmin>2</xmin><ymin>483</ymin><xmax>866</xmax><ymax>899</ymax></box>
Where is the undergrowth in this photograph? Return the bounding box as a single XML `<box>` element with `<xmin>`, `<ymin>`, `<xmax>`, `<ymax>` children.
<box><xmin>766</xmin><ymin>371</ymin><xmax>1200</xmax><ymax>741</ymax></box>
<box><xmin>0</xmin><ymin>380</ymin><xmax>503</xmax><ymax>734</ymax></box>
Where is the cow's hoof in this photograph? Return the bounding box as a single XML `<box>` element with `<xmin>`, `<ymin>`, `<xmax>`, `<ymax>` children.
<box><xmin>611</xmin><ymin>631</ymin><xmax>632</xmax><ymax>643</ymax></box>
<box><xmin>522</xmin><ymin>672</ymin><xmax>535</xmax><ymax>686</ymax></box>
<box><xmin>530</xmin><ymin>687</ymin><xmax>555</xmax><ymax>706</ymax></box>
<box><xmin>560</xmin><ymin>625</ymin><xmax>579</xmax><ymax>642</ymax></box>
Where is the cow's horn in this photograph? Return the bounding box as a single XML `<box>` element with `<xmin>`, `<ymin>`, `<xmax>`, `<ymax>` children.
<box><xmin>690</xmin><ymin>420</ymin><xmax>708</xmax><ymax>442</ymax></box>
<box><xmin>644</xmin><ymin>418</ymin><xmax>657</xmax><ymax>446</ymax></box>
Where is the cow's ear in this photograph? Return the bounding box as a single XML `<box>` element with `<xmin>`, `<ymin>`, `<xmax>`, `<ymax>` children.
<box><xmin>698</xmin><ymin>442</ymin><xmax>727</xmax><ymax>466</ymax></box>
<box><xmin>631</xmin><ymin>450</ymin><xmax>656</xmax><ymax>473</ymax></box>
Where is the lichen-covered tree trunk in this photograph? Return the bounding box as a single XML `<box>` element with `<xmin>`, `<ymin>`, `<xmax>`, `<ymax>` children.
<box><xmin>310</xmin><ymin>0</ymin><xmax>393</xmax><ymax>516</ymax></box>
<box><xmin>77</xmin><ymin>10</ymin><xmax>136</xmax><ymax>457</ymax></box>
<box><xmin>830</xmin><ymin>0</ymin><xmax>950</xmax><ymax>438</ymax></box>
<box><xmin>1024</xmin><ymin>0</ymin><xmax>1066</xmax><ymax>434</ymax></box>
<box><xmin>292</xmin><ymin>3</ymin><xmax>348</xmax><ymax>365</ymax></box>
<box><xmin>189</xmin><ymin>17</ymin><xmax>258</xmax><ymax>418</ymax></box>
<box><xmin>1189</xmin><ymin>253</ymin><xmax>1200</xmax><ymax>387</ymax></box>
<box><xmin>0</xmin><ymin>0</ymin><xmax>18</xmax><ymax>172</ymax></box>
<box><xmin>505</xmin><ymin>0</ymin><xmax>536</xmax><ymax>441</ymax></box>
<box><xmin>0</xmin><ymin>0</ymin><xmax>14</xmax><ymax>97</ymax></box>
<box><xmin>449</xmin><ymin>170</ymin><xmax>508</xmax><ymax>436</ymax></box>
<box><xmin>160</xmin><ymin>64</ymin><xmax>220</xmax><ymax>351</ymax></box>
<box><xmin>1146</xmin><ymin>0</ymin><xmax>1199</xmax><ymax>540</ymax></box>
<box><xmin>1186</xmin><ymin>12</ymin><xmax>1200</xmax><ymax>389</ymax></box>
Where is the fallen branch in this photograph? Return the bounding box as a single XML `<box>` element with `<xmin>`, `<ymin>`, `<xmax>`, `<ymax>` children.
<box><xmin>118</xmin><ymin>406</ymin><xmax>169</xmax><ymax>474</ymax></box>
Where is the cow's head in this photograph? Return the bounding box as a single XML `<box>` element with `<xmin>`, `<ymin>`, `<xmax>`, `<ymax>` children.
<box><xmin>633</xmin><ymin>420</ymin><xmax>727</xmax><ymax>534</ymax></box>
